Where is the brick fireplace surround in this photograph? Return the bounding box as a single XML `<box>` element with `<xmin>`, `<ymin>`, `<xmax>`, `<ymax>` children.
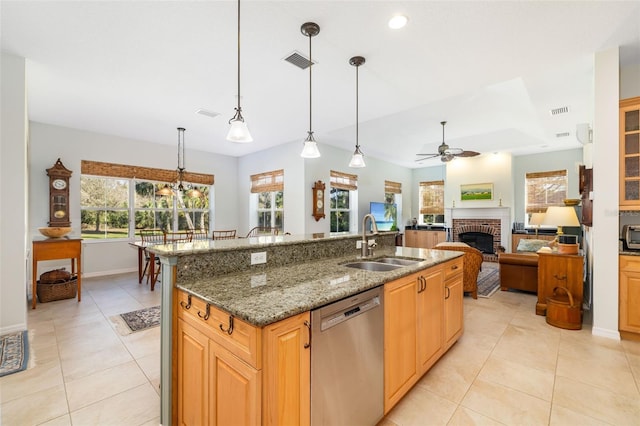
<box><xmin>445</xmin><ymin>207</ymin><xmax>511</xmax><ymax>262</ymax></box>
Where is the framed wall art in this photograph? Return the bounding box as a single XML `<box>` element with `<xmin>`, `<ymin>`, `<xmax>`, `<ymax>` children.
<box><xmin>460</xmin><ymin>182</ymin><xmax>493</xmax><ymax>201</ymax></box>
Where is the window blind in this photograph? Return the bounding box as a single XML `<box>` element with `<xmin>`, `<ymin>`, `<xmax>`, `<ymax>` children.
<box><xmin>419</xmin><ymin>180</ymin><xmax>444</xmax><ymax>215</ymax></box>
<box><xmin>330</xmin><ymin>170</ymin><xmax>358</xmax><ymax>191</ymax></box>
<box><xmin>385</xmin><ymin>180</ymin><xmax>402</xmax><ymax>194</ymax></box>
<box><xmin>250</xmin><ymin>169</ymin><xmax>284</xmax><ymax>193</ymax></box>
<box><xmin>525</xmin><ymin>169</ymin><xmax>567</xmax><ymax>213</ymax></box>
<box><xmin>81</xmin><ymin>160</ymin><xmax>214</xmax><ymax>185</ymax></box>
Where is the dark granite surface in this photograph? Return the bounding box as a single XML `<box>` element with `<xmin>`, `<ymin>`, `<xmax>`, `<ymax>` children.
<box><xmin>620</xmin><ymin>250</ymin><xmax>640</xmax><ymax>256</ymax></box>
<box><xmin>175</xmin><ymin>246</ymin><xmax>461</xmax><ymax>327</ymax></box>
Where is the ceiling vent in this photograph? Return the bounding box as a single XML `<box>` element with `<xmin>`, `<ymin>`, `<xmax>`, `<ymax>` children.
<box><xmin>196</xmin><ymin>109</ymin><xmax>220</xmax><ymax>118</ymax></box>
<box><xmin>550</xmin><ymin>106</ymin><xmax>570</xmax><ymax>116</ymax></box>
<box><xmin>283</xmin><ymin>51</ymin><xmax>316</xmax><ymax>70</ymax></box>
<box><xmin>555</xmin><ymin>131</ymin><xmax>571</xmax><ymax>138</ymax></box>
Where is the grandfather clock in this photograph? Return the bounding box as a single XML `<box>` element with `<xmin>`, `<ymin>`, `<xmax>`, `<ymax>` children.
<box><xmin>46</xmin><ymin>158</ymin><xmax>72</xmax><ymax>227</ymax></box>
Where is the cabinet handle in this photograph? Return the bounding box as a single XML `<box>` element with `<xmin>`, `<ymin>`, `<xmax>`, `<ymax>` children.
<box><xmin>445</xmin><ymin>286</ymin><xmax>450</xmax><ymax>300</ymax></box>
<box><xmin>421</xmin><ymin>276</ymin><xmax>427</xmax><ymax>292</ymax></box>
<box><xmin>180</xmin><ymin>294</ymin><xmax>192</xmax><ymax>310</ymax></box>
<box><xmin>197</xmin><ymin>303</ymin><xmax>211</xmax><ymax>321</ymax></box>
<box><xmin>219</xmin><ymin>315</ymin><xmax>234</xmax><ymax>335</ymax></box>
<box><xmin>451</xmin><ymin>265</ymin><xmax>459</xmax><ymax>270</ymax></box>
<box><xmin>304</xmin><ymin>320</ymin><xmax>311</xmax><ymax>349</ymax></box>
<box><xmin>553</xmin><ymin>274</ymin><xmax>567</xmax><ymax>281</ymax></box>
<box><xmin>417</xmin><ymin>276</ymin><xmax>426</xmax><ymax>293</ymax></box>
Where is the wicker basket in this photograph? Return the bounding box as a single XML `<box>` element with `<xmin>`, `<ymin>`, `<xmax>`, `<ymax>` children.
<box><xmin>40</xmin><ymin>268</ymin><xmax>71</xmax><ymax>284</ymax></box>
<box><xmin>37</xmin><ymin>276</ymin><xmax>77</xmax><ymax>303</ymax></box>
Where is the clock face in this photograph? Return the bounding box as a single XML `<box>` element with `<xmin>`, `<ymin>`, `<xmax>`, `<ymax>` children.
<box><xmin>52</xmin><ymin>179</ymin><xmax>67</xmax><ymax>190</ymax></box>
<box><xmin>316</xmin><ymin>190</ymin><xmax>323</xmax><ymax>199</ymax></box>
<box><xmin>316</xmin><ymin>200</ymin><xmax>323</xmax><ymax>209</ymax></box>
<box><xmin>54</xmin><ymin>210</ymin><xmax>67</xmax><ymax>219</ymax></box>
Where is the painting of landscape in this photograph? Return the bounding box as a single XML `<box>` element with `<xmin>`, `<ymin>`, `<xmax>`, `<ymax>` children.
<box><xmin>461</xmin><ymin>183</ymin><xmax>493</xmax><ymax>201</ymax></box>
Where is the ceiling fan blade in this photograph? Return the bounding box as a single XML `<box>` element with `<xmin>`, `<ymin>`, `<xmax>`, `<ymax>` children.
<box><xmin>415</xmin><ymin>153</ymin><xmax>439</xmax><ymax>158</ymax></box>
<box><xmin>455</xmin><ymin>150</ymin><xmax>480</xmax><ymax>157</ymax></box>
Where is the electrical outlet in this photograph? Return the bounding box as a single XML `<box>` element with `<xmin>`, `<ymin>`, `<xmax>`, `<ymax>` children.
<box><xmin>251</xmin><ymin>251</ymin><xmax>267</xmax><ymax>265</ymax></box>
<box><xmin>356</xmin><ymin>241</ymin><xmax>363</xmax><ymax>249</ymax></box>
<box><xmin>368</xmin><ymin>239</ymin><xmax>376</xmax><ymax>246</ymax></box>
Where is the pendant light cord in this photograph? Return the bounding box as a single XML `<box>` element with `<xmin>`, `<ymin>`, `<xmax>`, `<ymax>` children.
<box><xmin>355</xmin><ymin>63</ymin><xmax>359</xmax><ymax>148</ymax></box>
<box><xmin>236</xmin><ymin>0</ymin><xmax>241</xmax><ymax>111</ymax></box>
<box><xmin>308</xmin><ymin>32</ymin><xmax>312</xmax><ymax>134</ymax></box>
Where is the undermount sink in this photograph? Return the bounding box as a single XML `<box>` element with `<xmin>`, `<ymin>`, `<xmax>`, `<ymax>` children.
<box><xmin>343</xmin><ymin>261</ymin><xmax>403</xmax><ymax>272</ymax></box>
<box><xmin>342</xmin><ymin>257</ymin><xmax>421</xmax><ymax>272</ymax></box>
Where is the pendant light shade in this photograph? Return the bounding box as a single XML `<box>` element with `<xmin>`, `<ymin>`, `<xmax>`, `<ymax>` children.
<box><xmin>348</xmin><ymin>56</ymin><xmax>366</xmax><ymax>168</ymax></box>
<box><xmin>227</xmin><ymin>0</ymin><xmax>252</xmax><ymax>143</ymax></box>
<box><xmin>300</xmin><ymin>22</ymin><xmax>320</xmax><ymax>158</ymax></box>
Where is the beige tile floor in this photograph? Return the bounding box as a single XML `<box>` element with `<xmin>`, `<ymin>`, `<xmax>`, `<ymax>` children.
<box><xmin>2</xmin><ymin>272</ymin><xmax>640</xmax><ymax>425</ymax></box>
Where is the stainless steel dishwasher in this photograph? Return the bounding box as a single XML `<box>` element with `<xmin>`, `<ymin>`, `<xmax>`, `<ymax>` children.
<box><xmin>311</xmin><ymin>286</ymin><xmax>384</xmax><ymax>426</ymax></box>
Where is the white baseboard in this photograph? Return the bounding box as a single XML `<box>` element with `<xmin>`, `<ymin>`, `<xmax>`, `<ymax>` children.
<box><xmin>0</xmin><ymin>323</ymin><xmax>27</xmax><ymax>335</ymax></box>
<box><xmin>82</xmin><ymin>267</ymin><xmax>137</xmax><ymax>278</ymax></box>
<box><xmin>591</xmin><ymin>326</ymin><xmax>621</xmax><ymax>340</ymax></box>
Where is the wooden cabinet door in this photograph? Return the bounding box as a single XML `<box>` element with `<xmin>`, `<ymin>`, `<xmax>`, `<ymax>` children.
<box><xmin>417</xmin><ymin>268</ymin><xmax>444</xmax><ymax>374</ymax></box>
<box><xmin>263</xmin><ymin>312</ymin><xmax>310</xmax><ymax>426</ymax></box>
<box><xmin>210</xmin><ymin>341</ymin><xmax>261</xmax><ymax>426</ymax></box>
<box><xmin>620</xmin><ymin>97</ymin><xmax>640</xmax><ymax>208</ymax></box>
<box><xmin>537</xmin><ymin>253</ymin><xmax>584</xmax><ymax>316</ymax></box>
<box><xmin>433</xmin><ymin>231</ymin><xmax>446</xmax><ymax>247</ymax></box>
<box><xmin>177</xmin><ymin>318</ymin><xmax>210</xmax><ymax>426</ymax></box>
<box><xmin>404</xmin><ymin>230</ymin><xmax>418</xmax><ymax>248</ymax></box>
<box><xmin>384</xmin><ymin>274</ymin><xmax>419</xmax><ymax>413</ymax></box>
<box><xmin>620</xmin><ymin>257</ymin><xmax>640</xmax><ymax>333</ymax></box>
<box><xmin>444</xmin><ymin>273</ymin><xmax>464</xmax><ymax>350</ymax></box>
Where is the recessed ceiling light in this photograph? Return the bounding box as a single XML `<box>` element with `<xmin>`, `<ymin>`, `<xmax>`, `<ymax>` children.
<box><xmin>196</xmin><ymin>109</ymin><xmax>220</xmax><ymax>118</ymax></box>
<box><xmin>388</xmin><ymin>15</ymin><xmax>408</xmax><ymax>29</ymax></box>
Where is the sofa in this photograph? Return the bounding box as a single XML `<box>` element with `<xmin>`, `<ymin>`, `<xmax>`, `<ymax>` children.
<box><xmin>498</xmin><ymin>238</ymin><xmax>551</xmax><ymax>293</ymax></box>
<box><xmin>433</xmin><ymin>242</ymin><xmax>483</xmax><ymax>299</ymax></box>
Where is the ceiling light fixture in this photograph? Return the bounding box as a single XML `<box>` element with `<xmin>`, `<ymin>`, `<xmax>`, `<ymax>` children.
<box><xmin>226</xmin><ymin>0</ymin><xmax>252</xmax><ymax>143</ymax></box>
<box><xmin>349</xmin><ymin>56</ymin><xmax>366</xmax><ymax>168</ymax></box>
<box><xmin>388</xmin><ymin>15</ymin><xmax>408</xmax><ymax>29</ymax></box>
<box><xmin>156</xmin><ymin>128</ymin><xmax>202</xmax><ymax>198</ymax></box>
<box><xmin>300</xmin><ymin>22</ymin><xmax>321</xmax><ymax>158</ymax></box>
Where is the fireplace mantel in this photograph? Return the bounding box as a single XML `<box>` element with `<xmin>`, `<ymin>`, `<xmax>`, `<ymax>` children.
<box><xmin>445</xmin><ymin>207</ymin><xmax>511</xmax><ymax>252</ymax></box>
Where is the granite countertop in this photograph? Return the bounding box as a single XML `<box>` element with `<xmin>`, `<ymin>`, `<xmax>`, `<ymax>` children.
<box><xmin>176</xmin><ymin>246</ymin><xmax>462</xmax><ymax>327</ymax></box>
<box><xmin>620</xmin><ymin>250</ymin><xmax>640</xmax><ymax>256</ymax></box>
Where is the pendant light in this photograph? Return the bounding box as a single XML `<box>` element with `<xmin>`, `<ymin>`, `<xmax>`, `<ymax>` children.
<box><xmin>348</xmin><ymin>56</ymin><xmax>366</xmax><ymax>168</ymax></box>
<box><xmin>156</xmin><ymin>128</ymin><xmax>202</xmax><ymax>198</ymax></box>
<box><xmin>226</xmin><ymin>0</ymin><xmax>252</xmax><ymax>143</ymax></box>
<box><xmin>300</xmin><ymin>22</ymin><xmax>321</xmax><ymax>158</ymax></box>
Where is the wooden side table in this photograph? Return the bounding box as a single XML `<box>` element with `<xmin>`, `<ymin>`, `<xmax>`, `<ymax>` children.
<box><xmin>536</xmin><ymin>251</ymin><xmax>584</xmax><ymax>316</ymax></box>
<box><xmin>32</xmin><ymin>237</ymin><xmax>82</xmax><ymax>309</ymax></box>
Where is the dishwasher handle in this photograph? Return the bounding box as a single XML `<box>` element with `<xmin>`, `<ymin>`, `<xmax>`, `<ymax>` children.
<box><xmin>318</xmin><ymin>295</ymin><xmax>381</xmax><ymax>331</ymax></box>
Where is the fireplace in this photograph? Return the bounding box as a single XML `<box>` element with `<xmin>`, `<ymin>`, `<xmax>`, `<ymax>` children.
<box><xmin>445</xmin><ymin>207</ymin><xmax>510</xmax><ymax>261</ymax></box>
<box><xmin>459</xmin><ymin>231</ymin><xmax>494</xmax><ymax>254</ymax></box>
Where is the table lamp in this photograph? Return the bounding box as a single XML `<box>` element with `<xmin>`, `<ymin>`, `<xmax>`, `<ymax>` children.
<box><xmin>541</xmin><ymin>206</ymin><xmax>580</xmax><ymax>235</ymax></box>
<box><xmin>529</xmin><ymin>212</ymin><xmax>546</xmax><ymax>237</ymax></box>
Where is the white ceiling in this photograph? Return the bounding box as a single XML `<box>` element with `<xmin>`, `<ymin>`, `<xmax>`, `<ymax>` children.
<box><xmin>2</xmin><ymin>1</ymin><xmax>639</xmax><ymax>168</ymax></box>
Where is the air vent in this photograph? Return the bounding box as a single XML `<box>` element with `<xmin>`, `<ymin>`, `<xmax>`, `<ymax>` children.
<box><xmin>555</xmin><ymin>132</ymin><xmax>570</xmax><ymax>138</ymax></box>
<box><xmin>283</xmin><ymin>51</ymin><xmax>315</xmax><ymax>70</ymax></box>
<box><xmin>550</xmin><ymin>106</ymin><xmax>570</xmax><ymax>116</ymax></box>
<box><xmin>196</xmin><ymin>109</ymin><xmax>220</xmax><ymax>118</ymax></box>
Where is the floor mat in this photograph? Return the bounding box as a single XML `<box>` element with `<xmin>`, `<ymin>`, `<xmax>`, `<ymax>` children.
<box><xmin>477</xmin><ymin>262</ymin><xmax>500</xmax><ymax>298</ymax></box>
<box><xmin>110</xmin><ymin>306</ymin><xmax>160</xmax><ymax>335</ymax></box>
<box><xmin>0</xmin><ymin>330</ymin><xmax>29</xmax><ymax>377</ymax></box>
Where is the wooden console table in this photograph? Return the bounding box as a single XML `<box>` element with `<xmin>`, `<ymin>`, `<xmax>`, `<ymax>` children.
<box><xmin>32</xmin><ymin>237</ymin><xmax>82</xmax><ymax>309</ymax></box>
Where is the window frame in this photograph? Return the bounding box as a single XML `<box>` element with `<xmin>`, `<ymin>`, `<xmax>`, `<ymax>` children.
<box><xmin>419</xmin><ymin>180</ymin><xmax>445</xmax><ymax>225</ymax></box>
<box><xmin>525</xmin><ymin>169</ymin><xmax>568</xmax><ymax>226</ymax></box>
<box><xmin>330</xmin><ymin>170</ymin><xmax>358</xmax><ymax>234</ymax></box>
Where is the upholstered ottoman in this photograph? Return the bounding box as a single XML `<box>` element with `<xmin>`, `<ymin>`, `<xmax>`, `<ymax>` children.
<box><xmin>498</xmin><ymin>252</ymin><xmax>539</xmax><ymax>293</ymax></box>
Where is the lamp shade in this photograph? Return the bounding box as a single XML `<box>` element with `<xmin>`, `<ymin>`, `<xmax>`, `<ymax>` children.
<box><xmin>529</xmin><ymin>212</ymin><xmax>546</xmax><ymax>226</ymax></box>
<box><xmin>226</xmin><ymin>119</ymin><xmax>253</xmax><ymax>143</ymax></box>
<box><xmin>541</xmin><ymin>206</ymin><xmax>580</xmax><ymax>235</ymax></box>
<box><xmin>300</xmin><ymin>139</ymin><xmax>320</xmax><ymax>158</ymax></box>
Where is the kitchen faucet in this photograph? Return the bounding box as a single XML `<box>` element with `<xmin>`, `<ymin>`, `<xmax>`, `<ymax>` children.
<box><xmin>361</xmin><ymin>213</ymin><xmax>379</xmax><ymax>257</ymax></box>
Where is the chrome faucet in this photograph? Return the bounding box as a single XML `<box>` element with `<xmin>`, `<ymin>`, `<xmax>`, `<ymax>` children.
<box><xmin>361</xmin><ymin>213</ymin><xmax>379</xmax><ymax>257</ymax></box>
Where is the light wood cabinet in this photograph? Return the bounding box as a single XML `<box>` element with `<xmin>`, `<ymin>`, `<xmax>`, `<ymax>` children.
<box><xmin>536</xmin><ymin>252</ymin><xmax>584</xmax><ymax>316</ymax></box>
<box><xmin>175</xmin><ymin>290</ymin><xmax>309</xmax><ymax>426</ymax></box>
<box><xmin>511</xmin><ymin>234</ymin><xmax>556</xmax><ymax>253</ymax></box>
<box><xmin>619</xmin><ymin>256</ymin><xmax>640</xmax><ymax>334</ymax></box>
<box><xmin>383</xmin><ymin>257</ymin><xmax>463</xmax><ymax>414</ymax></box>
<box><xmin>620</xmin><ymin>97</ymin><xmax>640</xmax><ymax>209</ymax></box>
<box><xmin>405</xmin><ymin>229</ymin><xmax>446</xmax><ymax>249</ymax></box>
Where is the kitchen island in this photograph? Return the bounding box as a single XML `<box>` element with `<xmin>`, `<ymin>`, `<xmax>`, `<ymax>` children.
<box><xmin>150</xmin><ymin>233</ymin><xmax>464</xmax><ymax>425</ymax></box>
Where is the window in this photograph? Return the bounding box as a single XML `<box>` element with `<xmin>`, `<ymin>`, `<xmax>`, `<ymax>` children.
<box><xmin>330</xmin><ymin>170</ymin><xmax>358</xmax><ymax>233</ymax></box>
<box><xmin>80</xmin><ymin>160</ymin><xmax>213</xmax><ymax>239</ymax></box>
<box><xmin>384</xmin><ymin>180</ymin><xmax>402</xmax><ymax>230</ymax></box>
<box><xmin>419</xmin><ymin>180</ymin><xmax>444</xmax><ymax>224</ymax></box>
<box><xmin>250</xmin><ymin>169</ymin><xmax>284</xmax><ymax>231</ymax></box>
<box><xmin>525</xmin><ymin>170</ymin><xmax>567</xmax><ymax>217</ymax></box>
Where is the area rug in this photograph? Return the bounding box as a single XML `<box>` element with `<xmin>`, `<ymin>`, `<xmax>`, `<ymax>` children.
<box><xmin>0</xmin><ymin>330</ymin><xmax>29</xmax><ymax>377</ymax></box>
<box><xmin>477</xmin><ymin>262</ymin><xmax>500</xmax><ymax>298</ymax></box>
<box><xmin>110</xmin><ymin>306</ymin><xmax>161</xmax><ymax>335</ymax></box>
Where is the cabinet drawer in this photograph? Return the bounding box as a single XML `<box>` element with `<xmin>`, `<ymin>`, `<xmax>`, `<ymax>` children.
<box><xmin>442</xmin><ymin>258</ymin><xmax>463</xmax><ymax>281</ymax></box>
<box><xmin>620</xmin><ymin>255</ymin><xmax>640</xmax><ymax>272</ymax></box>
<box><xmin>176</xmin><ymin>290</ymin><xmax>261</xmax><ymax>369</ymax></box>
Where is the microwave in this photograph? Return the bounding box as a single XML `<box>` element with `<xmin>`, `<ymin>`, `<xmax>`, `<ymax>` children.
<box><xmin>623</xmin><ymin>225</ymin><xmax>640</xmax><ymax>249</ymax></box>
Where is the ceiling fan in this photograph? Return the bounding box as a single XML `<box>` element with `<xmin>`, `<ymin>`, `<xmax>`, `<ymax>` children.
<box><xmin>416</xmin><ymin>121</ymin><xmax>480</xmax><ymax>162</ymax></box>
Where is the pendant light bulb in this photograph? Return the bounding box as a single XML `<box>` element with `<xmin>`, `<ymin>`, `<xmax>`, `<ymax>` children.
<box><xmin>349</xmin><ymin>56</ymin><xmax>366</xmax><ymax>168</ymax></box>
<box><xmin>300</xmin><ymin>22</ymin><xmax>321</xmax><ymax>158</ymax></box>
<box><xmin>227</xmin><ymin>0</ymin><xmax>252</xmax><ymax>143</ymax></box>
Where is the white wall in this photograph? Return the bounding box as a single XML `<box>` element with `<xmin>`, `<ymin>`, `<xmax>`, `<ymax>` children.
<box><xmin>621</xmin><ymin>64</ymin><xmax>640</xmax><ymax>100</ymax></box>
<box><xmin>28</xmin><ymin>122</ymin><xmax>239</xmax><ymax>277</ymax></box>
<box><xmin>1</xmin><ymin>53</ymin><xmax>28</xmax><ymax>333</ymax></box>
<box><xmin>591</xmin><ymin>47</ymin><xmax>621</xmax><ymax>339</ymax></box>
